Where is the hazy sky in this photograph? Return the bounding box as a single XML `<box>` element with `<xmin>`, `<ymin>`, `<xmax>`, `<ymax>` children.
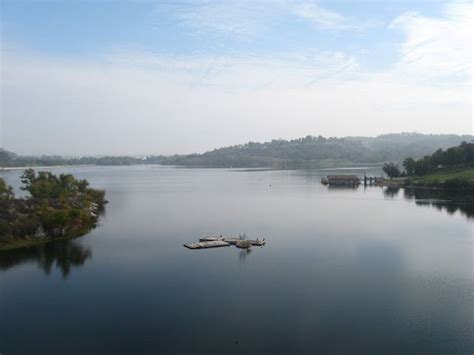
<box><xmin>1</xmin><ymin>0</ymin><xmax>472</xmax><ymax>155</ymax></box>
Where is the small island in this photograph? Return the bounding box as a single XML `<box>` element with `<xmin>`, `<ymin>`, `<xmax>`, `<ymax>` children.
<box><xmin>0</xmin><ymin>169</ymin><xmax>107</xmax><ymax>251</ymax></box>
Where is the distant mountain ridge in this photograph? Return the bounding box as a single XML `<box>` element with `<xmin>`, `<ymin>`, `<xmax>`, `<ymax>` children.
<box><xmin>158</xmin><ymin>133</ymin><xmax>473</xmax><ymax>168</ymax></box>
<box><xmin>1</xmin><ymin>133</ymin><xmax>472</xmax><ymax>168</ymax></box>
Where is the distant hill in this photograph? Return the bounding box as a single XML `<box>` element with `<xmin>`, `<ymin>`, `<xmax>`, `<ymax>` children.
<box><xmin>0</xmin><ymin>148</ymin><xmax>145</xmax><ymax>167</ymax></box>
<box><xmin>1</xmin><ymin>133</ymin><xmax>472</xmax><ymax>169</ymax></box>
<box><xmin>158</xmin><ymin>133</ymin><xmax>473</xmax><ymax>168</ymax></box>
<box><xmin>0</xmin><ymin>148</ymin><xmax>17</xmax><ymax>164</ymax></box>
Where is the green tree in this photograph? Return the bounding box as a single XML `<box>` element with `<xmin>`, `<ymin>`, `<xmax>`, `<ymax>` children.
<box><xmin>20</xmin><ymin>169</ymin><xmax>96</xmax><ymax>200</ymax></box>
<box><xmin>403</xmin><ymin>157</ymin><xmax>416</xmax><ymax>176</ymax></box>
<box><xmin>0</xmin><ymin>178</ymin><xmax>14</xmax><ymax>200</ymax></box>
<box><xmin>383</xmin><ymin>162</ymin><xmax>401</xmax><ymax>179</ymax></box>
<box><xmin>414</xmin><ymin>156</ymin><xmax>434</xmax><ymax>176</ymax></box>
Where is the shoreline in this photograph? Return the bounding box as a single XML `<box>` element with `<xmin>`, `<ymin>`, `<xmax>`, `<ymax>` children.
<box><xmin>377</xmin><ymin>179</ymin><xmax>474</xmax><ymax>191</ymax></box>
<box><xmin>0</xmin><ymin>234</ymin><xmax>78</xmax><ymax>251</ymax></box>
<box><xmin>1</xmin><ymin>163</ymin><xmax>383</xmax><ymax>172</ymax></box>
<box><xmin>0</xmin><ymin>164</ymin><xmax>97</xmax><ymax>171</ymax></box>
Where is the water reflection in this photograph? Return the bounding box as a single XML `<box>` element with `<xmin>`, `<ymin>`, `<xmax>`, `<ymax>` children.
<box><xmin>0</xmin><ymin>167</ymin><xmax>472</xmax><ymax>354</ymax></box>
<box><xmin>403</xmin><ymin>188</ymin><xmax>474</xmax><ymax>219</ymax></box>
<box><xmin>0</xmin><ymin>239</ymin><xmax>92</xmax><ymax>278</ymax></box>
<box><xmin>383</xmin><ymin>186</ymin><xmax>401</xmax><ymax>199</ymax></box>
<box><xmin>239</xmin><ymin>248</ymin><xmax>252</xmax><ymax>264</ymax></box>
<box><xmin>327</xmin><ymin>185</ymin><xmax>358</xmax><ymax>191</ymax></box>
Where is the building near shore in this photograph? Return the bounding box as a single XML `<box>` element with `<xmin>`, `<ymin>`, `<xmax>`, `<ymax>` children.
<box><xmin>325</xmin><ymin>175</ymin><xmax>360</xmax><ymax>186</ymax></box>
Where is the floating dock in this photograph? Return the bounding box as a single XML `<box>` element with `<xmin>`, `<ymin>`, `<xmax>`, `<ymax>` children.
<box><xmin>199</xmin><ymin>236</ymin><xmax>226</xmax><ymax>242</ymax></box>
<box><xmin>183</xmin><ymin>240</ymin><xmax>230</xmax><ymax>249</ymax></box>
<box><xmin>199</xmin><ymin>236</ymin><xmax>265</xmax><ymax>246</ymax></box>
<box><xmin>185</xmin><ymin>235</ymin><xmax>266</xmax><ymax>250</ymax></box>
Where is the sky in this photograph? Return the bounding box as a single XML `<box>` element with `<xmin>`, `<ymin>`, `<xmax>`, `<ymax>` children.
<box><xmin>0</xmin><ymin>0</ymin><xmax>472</xmax><ymax>155</ymax></box>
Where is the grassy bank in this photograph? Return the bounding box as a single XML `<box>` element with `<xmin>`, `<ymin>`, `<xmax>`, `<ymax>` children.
<box><xmin>412</xmin><ymin>166</ymin><xmax>474</xmax><ymax>184</ymax></box>
<box><xmin>377</xmin><ymin>166</ymin><xmax>474</xmax><ymax>190</ymax></box>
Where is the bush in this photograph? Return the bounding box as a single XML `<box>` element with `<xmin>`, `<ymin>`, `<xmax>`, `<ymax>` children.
<box><xmin>383</xmin><ymin>162</ymin><xmax>401</xmax><ymax>179</ymax></box>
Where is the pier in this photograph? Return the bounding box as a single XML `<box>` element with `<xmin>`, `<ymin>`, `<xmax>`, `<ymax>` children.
<box><xmin>184</xmin><ymin>235</ymin><xmax>266</xmax><ymax>250</ymax></box>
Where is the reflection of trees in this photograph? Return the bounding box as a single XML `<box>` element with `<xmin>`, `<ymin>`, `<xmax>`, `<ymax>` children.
<box><xmin>403</xmin><ymin>188</ymin><xmax>474</xmax><ymax>219</ymax></box>
<box><xmin>0</xmin><ymin>239</ymin><xmax>92</xmax><ymax>278</ymax></box>
<box><xmin>383</xmin><ymin>186</ymin><xmax>400</xmax><ymax>198</ymax></box>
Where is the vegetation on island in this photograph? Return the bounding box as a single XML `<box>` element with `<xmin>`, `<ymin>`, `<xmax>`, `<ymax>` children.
<box><xmin>0</xmin><ymin>169</ymin><xmax>107</xmax><ymax>250</ymax></box>
<box><xmin>1</xmin><ymin>133</ymin><xmax>471</xmax><ymax>169</ymax></box>
<box><xmin>382</xmin><ymin>142</ymin><xmax>474</xmax><ymax>190</ymax></box>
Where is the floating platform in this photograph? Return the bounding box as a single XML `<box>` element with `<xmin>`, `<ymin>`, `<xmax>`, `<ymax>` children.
<box><xmin>186</xmin><ymin>235</ymin><xmax>266</xmax><ymax>250</ymax></box>
<box><xmin>183</xmin><ymin>241</ymin><xmax>230</xmax><ymax>249</ymax></box>
<box><xmin>199</xmin><ymin>236</ymin><xmax>225</xmax><ymax>242</ymax></box>
<box><xmin>224</xmin><ymin>238</ymin><xmax>240</xmax><ymax>245</ymax></box>
<box><xmin>198</xmin><ymin>236</ymin><xmax>266</xmax><ymax>246</ymax></box>
<box><xmin>236</xmin><ymin>240</ymin><xmax>251</xmax><ymax>249</ymax></box>
<box><xmin>249</xmin><ymin>239</ymin><xmax>266</xmax><ymax>246</ymax></box>
<box><xmin>224</xmin><ymin>238</ymin><xmax>266</xmax><ymax>246</ymax></box>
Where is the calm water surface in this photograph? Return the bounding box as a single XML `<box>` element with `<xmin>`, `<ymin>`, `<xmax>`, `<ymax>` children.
<box><xmin>1</xmin><ymin>166</ymin><xmax>473</xmax><ymax>354</ymax></box>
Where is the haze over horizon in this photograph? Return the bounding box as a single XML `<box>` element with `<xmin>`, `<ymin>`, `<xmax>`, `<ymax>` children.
<box><xmin>1</xmin><ymin>0</ymin><xmax>472</xmax><ymax>156</ymax></box>
<box><xmin>1</xmin><ymin>132</ymin><xmax>473</xmax><ymax>158</ymax></box>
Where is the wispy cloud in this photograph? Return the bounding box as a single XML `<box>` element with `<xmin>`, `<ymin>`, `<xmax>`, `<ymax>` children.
<box><xmin>389</xmin><ymin>1</ymin><xmax>472</xmax><ymax>85</ymax></box>
<box><xmin>167</xmin><ymin>1</ymin><xmax>278</xmax><ymax>39</ymax></box>
<box><xmin>2</xmin><ymin>45</ymin><xmax>470</xmax><ymax>155</ymax></box>
<box><xmin>167</xmin><ymin>0</ymin><xmax>358</xmax><ymax>39</ymax></box>
<box><xmin>290</xmin><ymin>1</ymin><xmax>350</xmax><ymax>30</ymax></box>
<box><xmin>106</xmin><ymin>49</ymin><xmax>360</xmax><ymax>90</ymax></box>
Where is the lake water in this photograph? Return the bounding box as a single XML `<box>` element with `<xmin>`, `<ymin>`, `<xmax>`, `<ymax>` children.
<box><xmin>1</xmin><ymin>166</ymin><xmax>473</xmax><ymax>354</ymax></box>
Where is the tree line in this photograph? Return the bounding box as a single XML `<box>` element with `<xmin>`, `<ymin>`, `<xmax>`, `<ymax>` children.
<box><xmin>158</xmin><ymin>133</ymin><xmax>472</xmax><ymax>168</ymax></box>
<box><xmin>1</xmin><ymin>133</ymin><xmax>471</xmax><ymax>169</ymax></box>
<box><xmin>382</xmin><ymin>142</ymin><xmax>474</xmax><ymax>178</ymax></box>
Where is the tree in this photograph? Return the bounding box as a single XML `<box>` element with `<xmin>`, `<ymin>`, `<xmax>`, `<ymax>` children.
<box><xmin>0</xmin><ymin>178</ymin><xmax>14</xmax><ymax>200</ymax></box>
<box><xmin>403</xmin><ymin>157</ymin><xmax>416</xmax><ymax>176</ymax></box>
<box><xmin>20</xmin><ymin>168</ymin><xmax>36</xmax><ymax>188</ymax></box>
<box><xmin>414</xmin><ymin>156</ymin><xmax>434</xmax><ymax>176</ymax></box>
<box><xmin>383</xmin><ymin>162</ymin><xmax>401</xmax><ymax>179</ymax></box>
<box><xmin>20</xmin><ymin>169</ymin><xmax>95</xmax><ymax>200</ymax></box>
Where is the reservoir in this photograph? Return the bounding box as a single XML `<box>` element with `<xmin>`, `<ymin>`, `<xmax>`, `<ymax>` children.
<box><xmin>1</xmin><ymin>165</ymin><xmax>472</xmax><ymax>354</ymax></box>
